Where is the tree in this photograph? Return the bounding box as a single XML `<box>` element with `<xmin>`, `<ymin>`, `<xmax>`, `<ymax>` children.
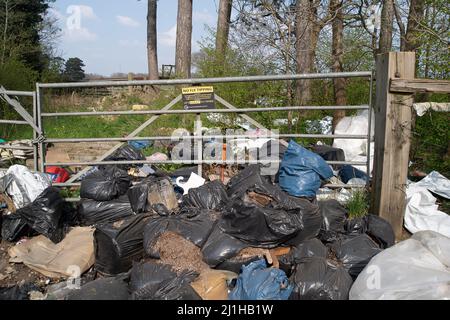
<box><xmin>378</xmin><ymin>0</ymin><xmax>394</xmax><ymax>54</ymax></box>
<box><xmin>175</xmin><ymin>0</ymin><xmax>193</xmax><ymax>78</ymax></box>
<box><xmin>330</xmin><ymin>0</ymin><xmax>347</xmax><ymax>131</ymax></box>
<box><xmin>0</xmin><ymin>0</ymin><xmax>54</xmax><ymax>73</ymax></box>
<box><xmin>216</xmin><ymin>0</ymin><xmax>233</xmax><ymax>63</ymax></box>
<box><xmin>147</xmin><ymin>0</ymin><xmax>158</xmax><ymax>80</ymax></box>
<box><xmin>64</xmin><ymin>57</ymin><xmax>85</xmax><ymax>82</ymax></box>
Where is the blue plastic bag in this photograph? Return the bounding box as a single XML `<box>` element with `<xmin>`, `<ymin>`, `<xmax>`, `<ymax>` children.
<box><xmin>338</xmin><ymin>165</ymin><xmax>368</xmax><ymax>184</ymax></box>
<box><xmin>279</xmin><ymin>140</ymin><xmax>333</xmax><ymax>197</ymax></box>
<box><xmin>229</xmin><ymin>260</ymin><xmax>293</xmax><ymax>300</ymax></box>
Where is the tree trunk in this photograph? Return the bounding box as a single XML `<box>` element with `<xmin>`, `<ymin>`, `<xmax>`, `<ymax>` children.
<box><xmin>331</xmin><ymin>0</ymin><xmax>347</xmax><ymax>131</ymax></box>
<box><xmin>175</xmin><ymin>0</ymin><xmax>193</xmax><ymax>78</ymax></box>
<box><xmin>295</xmin><ymin>0</ymin><xmax>314</xmax><ymax>106</ymax></box>
<box><xmin>404</xmin><ymin>0</ymin><xmax>425</xmax><ymax>52</ymax></box>
<box><xmin>378</xmin><ymin>0</ymin><xmax>394</xmax><ymax>55</ymax></box>
<box><xmin>147</xmin><ymin>0</ymin><xmax>159</xmax><ymax>80</ymax></box>
<box><xmin>216</xmin><ymin>0</ymin><xmax>232</xmax><ymax>62</ymax></box>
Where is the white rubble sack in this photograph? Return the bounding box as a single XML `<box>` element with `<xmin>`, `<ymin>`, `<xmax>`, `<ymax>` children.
<box><xmin>0</xmin><ymin>165</ymin><xmax>52</xmax><ymax>209</ymax></box>
<box><xmin>332</xmin><ymin>110</ymin><xmax>374</xmax><ymax>174</ymax></box>
<box><xmin>413</xmin><ymin>102</ymin><xmax>450</xmax><ymax>117</ymax></box>
<box><xmin>350</xmin><ymin>230</ymin><xmax>450</xmax><ymax>300</ymax></box>
<box><xmin>404</xmin><ymin>171</ymin><xmax>450</xmax><ymax>237</ymax></box>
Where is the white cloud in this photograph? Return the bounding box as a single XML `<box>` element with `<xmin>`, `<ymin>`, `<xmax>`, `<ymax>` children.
<box><xmin>193</xmin><ymin>10</ymin><xmax>214</xmax><ymax>25</ymax></box>
<box><xmin>117</xmin><ymin>15</ymin><xmax>140</xmax><ymax>28</ymax></box>
<box><xmin>159</xmin><ymin>24</ymin><xmax>177</xmax><ymax>47</ymax></box>
<box><xmin>64</xmin><ymin>27</ymin><xmax>97</xmax><ymax>43</ymax></box>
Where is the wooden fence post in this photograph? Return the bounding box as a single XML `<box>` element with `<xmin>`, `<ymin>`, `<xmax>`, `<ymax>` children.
<box><xmin>372</xmin><ymin>52</ymin><xmax>415</xmax><ymax>240</ymax></box>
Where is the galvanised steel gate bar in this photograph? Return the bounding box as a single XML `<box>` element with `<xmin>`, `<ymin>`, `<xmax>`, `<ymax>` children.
<box><xmin>0</xmin><ymin>88</ymin><xmax>39</xmax><ymax>171</ymax></box>
<box><xmin>36</xmin><ymin>71</ymin><xmax>374</xmax><ymax>190</ymax></box>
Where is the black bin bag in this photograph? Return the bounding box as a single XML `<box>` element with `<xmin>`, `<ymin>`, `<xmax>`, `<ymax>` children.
<box><xmin>94</xmin><ymin>214</ymin><xmax>150</xmax><ymax>276</ymax></box>
<box><xmin>225</xmin><ymin>165</ymin><xmax>322</xmax><ymax>245</ymax></box>
<box><xmin>78</xmin><ymin>196</ymin><xmax>135</xmax><ymax>226</ymax></box>
<box><xmin>201</xmin><ymin>224</ymin><xmax>248</xmax><ymax>267</ymax></box>
<box><xmin>67</xmin><ymin>276</ymin><xmax>130</xmax><ymax>300</ymax></box>
<box><xmin>289</xmin><ymin>257</ymin><xmax>353</xmax><ymax>300</ymax></box>
<box><xmin>143</xmin><ymin>209</ymin><xmax>219</xmax><ymax>258</ymax></box>
<box><xmin>330</xmin><ymin>234</ymin><xmax>382</xmax><ymax>278</ymax></box>
<box><xmin>345</xmin><ymin>214</ymin><xmax>395</xmax><ymax>249</ymax></box>
<box><xmin>152</xmin><ymin>271</ymin><xmax>201</xmax><ymax>300</ymax></box>
<box><xmin>16</xmin><ymin>187</ymin><xmax>69</xmax><ymax>244</ymax></box>
<box><xmin>80</xmin><ymin>166</ymin><xmax>131</xmax><ymax>201</ymax></box>
<box><xmin>104</xmin><ymin>145</ymin><xmax>145</xmax><ymax>170</ymax></box>
<box><xmin>127</xmin><ymin>182</ymin><xmax>149</xmax><ymax>213</ymax></box>
<box><xmin>130</xmin><ymin>261</ymin><xmax>176</xmax><ymax>300</ymax></box>
<box><xmin>1</xmin><ymin>213</ymin><xmax>31</xmax><ymax>242</ymax></box>
<box><xmin>279</xmin><ymin>238</ymin><xmax>328</xmax><ymax>277</ymax></box>
<box><xmin>219</xmin><ymin>199</ymin><xmax>303</xmax><ymax>248</ymax></box>
<box><xmin>182</xmin><ymin>180</ymin><xmax>229</xmax><ymax>210</ymax></box>
<box><xmin>318</xmin><ymin>200</ymin><xmax>347</xmax><ymax>243</ymax></box>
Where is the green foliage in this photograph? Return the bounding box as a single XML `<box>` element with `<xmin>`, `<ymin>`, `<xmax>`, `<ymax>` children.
<box><xmin>411</xmin><ymin>110</ymin><xmax>450</xmax><ymax>177</ymax></box>
<box><xmin>346</xmin><ymin>189</ymin><xmax>369</xmax><ymax>219</ymax></box>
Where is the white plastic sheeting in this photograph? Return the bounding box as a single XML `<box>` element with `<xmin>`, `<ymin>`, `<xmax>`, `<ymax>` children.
<box><xmin>332</xmin><ymin>110</ymin><xmax>374</xmax><ymax>174</ymax></box>
<box><xmin>350</xmin><ymin>231</ymin><xmax>450</xmax><ymax>300</ymax></box>
<box><xmin>404</xmin><ymin>171</ymin><xmax>450</xmax><ymax>237</ymax></box>
<box><xmin>414</xmin><ymin>102</ymin><xmax>450</xmax><ymax>117</ymax></box>
<box><xmin>0</xmin><ymin>165</ymin><xmax>51</xmax><ymax>209</ymax></box>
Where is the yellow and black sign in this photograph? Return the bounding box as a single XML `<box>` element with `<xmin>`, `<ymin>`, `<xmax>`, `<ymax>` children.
<box><xmin>182</xmin><ymin>86</ymin><xmax>215</xmax><ymax>110</ymax></box>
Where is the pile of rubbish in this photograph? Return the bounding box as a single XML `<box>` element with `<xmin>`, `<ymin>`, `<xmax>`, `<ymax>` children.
<box><xmin>0</xmin><ymin>137</ymin><xmax>448</xmax><ymax>301</ymax></box>
<box><xmin>0</xmin><ymin>140</ymin><xmax>34</xmax><ymax>164</ymax></box>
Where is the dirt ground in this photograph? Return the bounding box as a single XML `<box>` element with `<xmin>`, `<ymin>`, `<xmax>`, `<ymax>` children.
<box><xmin>0</xmin><ymin>240</ymin><xmax>49</xmax><ymax>289</ymax></box>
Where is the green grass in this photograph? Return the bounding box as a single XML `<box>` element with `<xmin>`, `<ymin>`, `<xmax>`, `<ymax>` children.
<box><xmin>346</xmin><ymin>189</ymin><xmax>369</xmax><ymax>219</ymax></box>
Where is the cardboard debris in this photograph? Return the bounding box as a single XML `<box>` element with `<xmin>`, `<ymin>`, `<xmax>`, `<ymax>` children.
<box><xmin>8</xmin><ymin>227</ymin><xmax>95</xmax><ymax>279</ymax></box>
<box><xmin>191</xmin><ymin>270</ymin><xmax>237</xmax><ymax>300</ymax></box>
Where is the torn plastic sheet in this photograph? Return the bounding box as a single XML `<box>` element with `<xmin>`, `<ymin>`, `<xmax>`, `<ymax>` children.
<box><xmin>404</xmin><ymin>185</ymin><xmax>450</xmax><ymax>237</ymax></box>
<box><xmin>412</xmin><ymin>171</ymin><xmax>450</xmax><ymax>199</ymax></box>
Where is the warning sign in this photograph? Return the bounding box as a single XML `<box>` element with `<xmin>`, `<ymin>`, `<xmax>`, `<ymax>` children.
<box><xmin>182</xmin><ymin>86</ymin><xmax>215</xmax><ymax>110</ymax></box>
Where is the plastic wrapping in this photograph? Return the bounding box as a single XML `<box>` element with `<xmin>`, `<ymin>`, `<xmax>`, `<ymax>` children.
<box><xmin>94</xmin><ymin>214</ymin><xmax>150</xmax><ymax>276</ymax></box>
<box><xmin>350</xmin><ymin>231</ymin><xmax>450</xmax><ymax>300</ymax></box>
<box><xmin>201</xmin><ymin>225</ymin><xmax>248</xmax><ymax>267</ymax></box>
<box><xmin>279</xmin><ymin>140</ymin><xmax>333</xmax><ymax>197</ymax></box>
<box><xmin>331</xmin><ymin>234</ymin><xmax>382</xmax><ymax>278</ymax></box>
<box><xmin>182</xmin><ymin>180</ymin><xmax>229</xmax><ymax>210</ymax></box>
<box><xmin>345</xmin><ymin>215</ymin><xmax>395</xmax><ymax>249</ymax></box>
<box><xmin>78</xmin><ymin>196</ymin><xmax>135</xmax><ymax>226</ymax></box>
<box><xmin>0</xmin><ymin>283</ymin><xmax>41</xmax><ymax>301</ymax></box>
<box><xmin>318</xmin><ymin>200</ymin><xmax>347</xmax><ymax>242</ymax></box>
<box><xmin>143</xmin><ymin>209</ymin><xmax>219</xmax><ymax>258</ymax></box>
<box><xmin>80</xmin><ymin>166</ymin><xmax>131</xmax><ymax>201</ymax></box>
<box><xmin>290</xmin><ymin>257</ymin><xmax>353</xmax><ymax>300</ymax></box>
<box><xmin>16</xmin><ymin>187</ymin><xmax>69</xmax><ymax>244</ymax></box>
<box><xmin>129</xmin><ymin>261</ymin><xmax>177</xmax><ymax>300</ymax></box>
<box><xmin>0</xmin><ymin>165</ymin><xmax>52</xmax><ymax>209</ymax></box>
<box><xmin>229</xmin><ymin>260</ymin><xmax>293</xmax><ymax>300</ymax></box>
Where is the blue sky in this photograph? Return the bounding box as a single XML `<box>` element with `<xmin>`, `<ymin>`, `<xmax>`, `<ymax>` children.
<box><xmin>50</xmin><ymin>1</ymin><xmax>221</xmax><ymax>76</ymax></box>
